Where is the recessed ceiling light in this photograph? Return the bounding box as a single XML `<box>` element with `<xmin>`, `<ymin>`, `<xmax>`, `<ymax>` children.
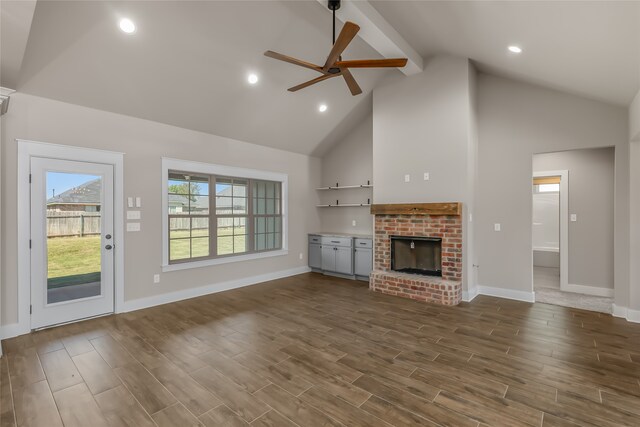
<box><xmin>318</xmin><ymin>104</ymin><xmax>328</xmax><ymax>113</ymax></box>
<box><xmin>508</xmin><ymin>45</ymin><xmax>522</xmax><ymax>54</ymax></box>
<box><xmin>119</xmin><ymin>18</ymin><xmax>136</xmax><ymax>34</ymax></box>
<box><xmin>247</xmin><ymin>74</ymin><xmax>259</xmax><ymax>85</ymax></box>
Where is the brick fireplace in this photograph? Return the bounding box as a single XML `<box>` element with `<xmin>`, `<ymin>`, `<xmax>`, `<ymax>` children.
<box><xmin>369</xmin><ymin>203</ymin><xmax>463</xmax><ymax>305</ymax></box>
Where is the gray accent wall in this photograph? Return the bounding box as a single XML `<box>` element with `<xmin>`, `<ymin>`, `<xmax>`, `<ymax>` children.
<box><xmin>0</xmin><ymin>92</ymin><xmax>322</xmax><ymax>326</ymax></box>
<box><xmin>372</xmin><ymin>55</ymin><xmax>478</xmax><ymax>292</ymax></box>
<box><xmin>319</xmin><ymin>114</ymin><xmax>374</xmax><ymax>235</ymax></box>
<box><xmin>476</xmin><ymin>74</ymin><xmax>629</xmax><ymax>302</ymax></box>
<box><xmin>533</xmin><ymin>147</ymin><xmax>615</xmax><ymax>289</ymax></box>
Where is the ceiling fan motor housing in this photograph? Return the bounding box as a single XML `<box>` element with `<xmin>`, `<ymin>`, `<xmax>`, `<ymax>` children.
<box><xmin>328</xmin><ymin>0</ymin><xmax>341</xmax><ymax>11</ymax></box>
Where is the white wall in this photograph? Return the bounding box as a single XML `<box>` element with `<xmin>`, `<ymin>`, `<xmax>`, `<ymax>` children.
<box><xmin>0</xmin><ymin>93</ymin><xmax>321</xmax><ymax>326</ymax></box>
<box><xmin>630</xmin><ymin>90</ymin><xmax>640</xmax><ymax>141</ymax></box>
<box><xmin>372</xmin><ymin>55</ymin><xmax>477</xmax><ymax>292</ymax></box>
<box><xmin>532</xmin><ymin>192</ymin><xmax>559</xmax><ymax>252</ymax></box>
<box><xmin>533</xmin><ymin>148</ymin><xmax>615</xmax><ymax>290</ymax></box>
<box><xmin>476</xmin><ymin>74</ymin><xmax>628</xmax><ymax>302</ymax></box>
<box><xmin>628</xmin><ymin>89</ymin><xmax>640</xmax><ymax>316</ymax></box>
<box><xmin>319</xmin><ymin>114</ymin><xmax>373</xmax><ymax>235</ymax></box>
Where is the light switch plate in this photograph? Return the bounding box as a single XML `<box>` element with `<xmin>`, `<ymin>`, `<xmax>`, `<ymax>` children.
<box><xmin>404</xmin><ymin>174</ymin><xmax>410</xmax><ymax>182</ymax></box>
<box><xmin>352</xmin><ymin>220</ymin><xmax>357</xmax><ymax>226</ymax></box>
<box><xmin>424</xmin><ymin>172</ymin><xmax>430</xmax><ymax>181</ymax></box>
<box><xmin>570</xmin><ymin>214</ymin><xmax>577</xmax><ymax>222</ymax></box>
<box><xmin>494</xmin><ymin>223</ymin><xmax>501</xmax><ymax>232</ymax></box>
<box><xmin>127</xmin><ymin>222</ymin><xmax>141</xmax><ymax>232</ymax></box>
<box><xmin>135</xmin><ymin>197</ymin><xmax>142</xmax><ymax>208</ymax></box>
<box><xmin>153</xmin><ymin>274</ymin><xmax>160</xmax><ymax>284</ymax></box>
<box><xmin>127</xmin><ymin>197</ymin><xmax>134</xmax><ymax>208</ymax></box>
<box><xmin>127</xmin><ymin>210</ymin><xmax>141</xmax><ymax>220</ymax></box>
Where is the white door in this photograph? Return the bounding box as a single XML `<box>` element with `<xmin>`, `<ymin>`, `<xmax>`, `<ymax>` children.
<box><xmin>30</xmin><ymin>157</ymin><xmax>115</xmax><ymax>329</ymax></box>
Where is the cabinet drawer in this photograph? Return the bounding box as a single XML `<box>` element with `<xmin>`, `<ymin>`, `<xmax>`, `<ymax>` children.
<box><xmin>308</xmin><ymin>235</ymin><xmax>322</xmax><ymax>244</ymax></box>
<box><xmin>321</xmin><ymin>236</ymin><xmax>353</xmax><ymax>247</ymax></box>
<box><xmin>354</xmin><ymin>238</ymin><xmax>373</xmax><ymax>249</ymax></box>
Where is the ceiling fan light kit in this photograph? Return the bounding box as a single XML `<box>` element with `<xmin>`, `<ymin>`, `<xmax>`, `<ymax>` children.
<box><xmin>264</xmin><ymin>0</ymin><xmax>408</xmax><ymax>96</ymax></box>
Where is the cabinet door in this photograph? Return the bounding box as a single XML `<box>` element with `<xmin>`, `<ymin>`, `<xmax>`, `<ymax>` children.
<box><xmin>354</xmin><ymin>248</ymin><xmax>373</xmax><ymax>277</ymax></box>
<box><xmin>309</xmin><ymin>243</ymin><xmax>322</xmax><ymax>269</ymax></box>
<box><xmin>321</xmin><ymin>246</ymin><xmax>336</xmax><ymax>272</ymax></box>
<box><xmin>335</xmin><ymin>246</ymin><xmax>353</xmax><ymax>275</ymax></box>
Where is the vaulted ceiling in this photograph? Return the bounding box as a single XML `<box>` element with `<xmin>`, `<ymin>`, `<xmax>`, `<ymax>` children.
<box><xmin>2</xmin><ymin>1</ymin><xmax>639</xmax><ymax>156</ymax></box>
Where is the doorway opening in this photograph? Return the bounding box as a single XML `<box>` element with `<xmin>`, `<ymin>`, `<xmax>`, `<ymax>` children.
<box><xmin>532</xmin><ymin>148</ymin><xmax>614</xmax><ymax>313</ymax></box>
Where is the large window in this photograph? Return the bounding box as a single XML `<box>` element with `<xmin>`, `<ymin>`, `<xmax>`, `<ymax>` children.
<box><xmin>162</xmin><ymin>159</ymin><xmax>287</xmax><ymax>271</ymax></box>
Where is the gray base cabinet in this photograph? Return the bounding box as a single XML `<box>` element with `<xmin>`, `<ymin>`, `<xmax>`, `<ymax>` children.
<box><xmin>309</xmin><ymin>234</ymin><xmax>371</xmax><ymax>280</ymax></box>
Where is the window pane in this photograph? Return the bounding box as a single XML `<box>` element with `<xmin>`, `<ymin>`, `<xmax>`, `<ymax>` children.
<box><xmin>265</xmin><ymin>233</ymin><xmax>275</xmax><ymax>250</ymax></box>
<box><xmin>275</xmin><ymin>183</ymin><xmax>280</xmax><ymax>199</ymax></box>
<box><xmin>233</xmin><ymin>197</ymin><xmax>247</xmax><ymax>215</ymax></box>
<box><xmin>217</xmin><ymin>236</ymin><xmax>233</xmax><ymax>255</ymax></box>
<box><xmin>216</xmin><ymin>179</ymin><xmax>232</xmax><ymax>196</ymax></box>
<box><xmin>233</xmin><ymin>183</ymin><xmax>247</xmax><ymax>197</ymax></box>
<box><xmin>170</xmin><ymin>239</ymin><xmax>190</xmax><ymax>260</ymax></box>
<box><xmin>216</xmin><ymin>196</ymin><xmax>233</xmax><ymax>215</ymax></box>
<box><xmin>274</xmin><ymin>232</ymin><xmax>282</xmax><ymax>249</ymax></box>
<box><xmin>256</xmin><ymin>234</ymin><xmax>266</xmax><ymax>251</ymax></box>
<box><xmin>265</xmin><ymin>181</ymin><xmax>274</xmax><ymax>199</ymax></box>
<box><xmin>266</xmin><ymin>199</ymin><xmax>275</xmax><ymax>215</ymax></box>
<box><xmin>189</xmin><ymin>196</ymin><xmax>209</xmax><ymax>214</ymax></box>
<box><xmin>191</xmin><ymin>181</ymin><xmax>209</xmax><ymax>196</ymax></box>
<box><xmin>275</xmin><ymin>217</ymin><xmax>281</xmax><ymax>233</ymax></box>
<box><xmin>266</xmin><ymin>217</ymin><xmax>275</xmax><ymax>233</ymax></box>
<box><xmin>191</xmin><ymin>237</ymin><xmax>209</xmax><ymax>258</ymax></box>
<box><xmin>170</xmin><ymin>218</ymin><xmax>189</xmax><ymax>239</ymax></box>
<box><xmin>538</xmin><ymin>183</ymin><xmax>559</xmax><ymax>193</ymax></box>
<box><xmin>169</xmin><ymin>194</ymin><xmax>190</xmax><ymax>215</ymax></box>
<box><xmin>233</xmin><ymin>235</ymin><xmax>247</xmax><ymax>253</ymax></box>
<box><xmin>168</xmin><ymin>179</ymin><xmax>189</xmax><ymax>195</ymax></box>
<box><xmin>256</xmin><ymin>198</ymin><xmax>266</xmax><ymax>215</ymax></box>
<box><xmin>257</xmin><ymin>181</ymin><xmax>265</xmax><ymax>198</ymax></box>
<box><xmin>217</xmin><ymin>218</ymin><xmax>233</xmax><ymax>236</ymax></box>
<box><xmin>255</xmin><ymin>217</ymin><xmax>265</xmax><ymax>233</ymax></box>
<box><xmin>191</xmin><ymin>218</ymin><xmax>209</xmax><ymax>237</ymax></box>
<box><xmin>233</xmin><ymin>217</ymin><xmax>246</xmax><ymax>236</ymax></box>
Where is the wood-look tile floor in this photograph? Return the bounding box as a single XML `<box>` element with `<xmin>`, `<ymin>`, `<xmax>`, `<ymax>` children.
<box><xmin>2</xmin><ymin>272</ymin><xmax>640</xmax><ymax>427</ymax></box>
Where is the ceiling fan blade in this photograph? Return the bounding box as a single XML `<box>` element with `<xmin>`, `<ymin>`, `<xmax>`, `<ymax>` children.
<box><xmin>335</xmin><ymin>58</ymin><xmax>408</xmax><ymax>68</ymax></box>
<box><xmin>341</xmin><ymin>69</ymin><xmax>362</xmax><ymax>96</ymax></box>
<box><xmin>264</xmin><ymin>50</ymin><xmax>323</xmax><ymax>72</ymax></box>
<box><xmin>288</xmin><ymin>73</ymin><xmax>337</xmax><ymax>92</ymax></box>
<box><xmin>323</xmin><ymin>21</ymin><xmax>360</xmax><ymax>72</ymax></box>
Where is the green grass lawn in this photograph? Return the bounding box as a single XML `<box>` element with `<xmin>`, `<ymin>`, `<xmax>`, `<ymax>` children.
<box><xmin>170</xmin><ymin>227</ymin><xmax>246</xmax><ymax>260</ymax></box>
<box><xmin>47</xmin><ymin>236</ymin><xmax>101</xmax><ymax>287</ymax></box>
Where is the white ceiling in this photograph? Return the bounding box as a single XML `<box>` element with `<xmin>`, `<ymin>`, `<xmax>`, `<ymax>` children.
<box><xmin>370</xmin><ymin>0</ymin><xmax>640</xmax><ymax>106</ymax></box>
<box><xmin>3</xmin><ymin>1</ymin><xmax>639</xmax><ymax>156</ymax></box>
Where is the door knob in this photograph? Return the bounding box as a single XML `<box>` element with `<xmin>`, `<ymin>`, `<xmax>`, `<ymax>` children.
<box><xmin>105</xmin><ymin>244</ymin><xmax>113</xmax><ymax>250</ymax></box>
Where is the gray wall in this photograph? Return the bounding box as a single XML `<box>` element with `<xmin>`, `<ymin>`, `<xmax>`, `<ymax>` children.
<box><xmin>0</xmin><ymin>92</ymin><xmax>322</xmax><ymax>325</ymax></box>
<box><xmin>533</xmin><ymin>147</ymin><xmax>615</xmax><ymax>289</ymax></box>
<box><xmin>629</xmin><ymin>89</ymin><xmax>640</xmax><ymax>313</ymax></box>
<box><xmin>372</xmin><ymin>55</ymin><xmax>477</xmax><ymax>292</ymax></box>
<box><xmin>476</xmin><ymin>74</ymin><xmax>629</xmax><ymax>301</ymax></box>
<box><xmin>319</xmin><ymin>114</ymin><xmax>374</xmax><ymax>235</ymax></box>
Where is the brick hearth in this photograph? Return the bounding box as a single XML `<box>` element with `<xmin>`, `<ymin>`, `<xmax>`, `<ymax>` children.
<box><xmin>369</xmin><ymin>207</ymin><xmax>463</xmax><ymax>306</ymax></box>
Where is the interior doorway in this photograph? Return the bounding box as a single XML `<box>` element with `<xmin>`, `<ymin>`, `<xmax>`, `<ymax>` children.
<box><xmin>531</xmin><ymin>148</ymin><xmax>615</xmax><ymax>313</ymax></box>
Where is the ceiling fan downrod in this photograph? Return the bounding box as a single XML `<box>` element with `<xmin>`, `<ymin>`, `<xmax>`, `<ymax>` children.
<box><xmin>328</xmin><ymin>0</ymin><xmax>341</xmax><ymax>45</ymax></box>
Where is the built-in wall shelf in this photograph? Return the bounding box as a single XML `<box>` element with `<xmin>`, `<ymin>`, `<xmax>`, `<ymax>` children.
<box><xmin>316</xmin><ymin>203</ymin><xmax>372</xmax><ymax>208</ymax></box>
<box><xmin>316</xmin><ymin>182</ymin><xmax>373</xmax><ymax>191</ymax></box>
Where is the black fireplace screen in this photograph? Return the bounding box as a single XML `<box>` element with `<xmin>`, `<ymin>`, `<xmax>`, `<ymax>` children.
<box><xmin>390</xmin><ymin>236</ymin><xmax>442</xmax><ymax>276</ymax></box>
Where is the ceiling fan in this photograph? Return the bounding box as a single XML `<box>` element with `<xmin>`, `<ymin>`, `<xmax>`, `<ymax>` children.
<box><xmin>264</xmin><ymin>0</ymin><xmax>408</xmax><ymax>96</ymax></box>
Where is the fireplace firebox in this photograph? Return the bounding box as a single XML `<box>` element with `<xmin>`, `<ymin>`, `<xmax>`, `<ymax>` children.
<box><xmin>390</xmin><ymin>236</ymin><xmax>442</xmax><ymax>277</ymax></box>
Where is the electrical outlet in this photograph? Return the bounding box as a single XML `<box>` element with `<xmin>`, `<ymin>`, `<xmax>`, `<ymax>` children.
<box><xmin>494</xmin><ymin>223</ymin><xmax>501</xmax><ymax>232</ymax></box>
<box><xmin>424</xmin><ymin>172</ymin><xmax>430</xmax><ymax>181</ymax></box>
<box><xmin>299</xmin><ymin>253</ymin><xmax>303</xmax><ymax>260</ymax></box>
<box><xmin>570</xmin><ymin>214</ymin><xmax>577</xmax><ymax>222</ymax></box>
<box><xmin>404</xmin><ymin>174</ymin><xmax>410</xmax><ymax>183</ymax></box>
<box><xmin>153</xmin><ymin>274</ymin><xmax>160</xmax><ymax>283</ymax></box>
<box><xmin>352</xmin><ymin>220</ymin><xmax>357</xmax><ymax>227</ymax></box>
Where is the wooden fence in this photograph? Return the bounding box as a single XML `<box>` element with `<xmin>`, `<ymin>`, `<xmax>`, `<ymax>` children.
<box><xmin>47</xmin><ymin>212</ymin><xmax>101</xmax><ymax>237</ymax></box>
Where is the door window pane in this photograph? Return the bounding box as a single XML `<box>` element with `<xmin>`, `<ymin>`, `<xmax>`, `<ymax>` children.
<box><xmin>46</xmin><ymin>172</ymin><xmax>102</xmax><ymax>304</ymax></box>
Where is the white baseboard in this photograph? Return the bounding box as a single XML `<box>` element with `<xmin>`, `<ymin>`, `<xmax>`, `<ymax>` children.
<box><xmin>1</xmin><ymin>266</ymin><xmax>311</xmax><ymax>341</ymax></box>
<box><xmin>462</xmin><ymin>287</ymin><xmax>479</xmax><ymax>302</ymax></box>
<box><xmin>612</xmin><ymin>304</ymin><xmax>640</xmax><ymax>323</ymax></box>
<box><xmin>475</xmin><ymin>285</ymin><xmax>536</xmax><ymax>303</ymax></box>
<box><xmin>562</xmin><ymin>283</ymin><xmax>614</xmax><ymax>297</ymax></box>
<box><xmin>121</xmin><ymin>266</ymin><xmax>311</xmax><ymax>313</ymax></box>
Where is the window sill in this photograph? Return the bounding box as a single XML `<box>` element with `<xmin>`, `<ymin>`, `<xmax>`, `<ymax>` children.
<box><xmin>162</xmin><ymin>249</ymin><xmax>289</xmax><ymax>272</ymax></box>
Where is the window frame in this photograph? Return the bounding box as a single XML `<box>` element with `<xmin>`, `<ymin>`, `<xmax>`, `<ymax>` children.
<box><xmin>162</xmin><ymin>158</ymin><xmax>288</xmax><ymax>272</ymax></box>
